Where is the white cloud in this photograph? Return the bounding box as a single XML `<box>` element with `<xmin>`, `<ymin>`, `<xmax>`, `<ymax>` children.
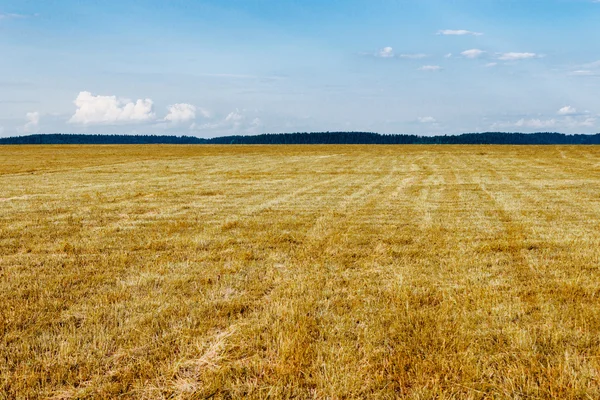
<box><xmin>515</xmin><ymin>118</ymin><xmax>557</xmax><ymax>129</ymax></box>
<box><xmin>377</xmin><ymin>47</ymin><xmax>395</xmax><ymax>58</ymax></box>
<box><xmin>0</xmin><ymin>13</ymin><xmax>25</xmax><ymax>20</ymax></box>
<box><xmin>68</xmin><ymin>91</ymin><xmax>155</xmax><ymax>125</ymax></box>
<box><xmin>557</xmin><ymin>106</ymin><xmax>577</xmax><ymax>116</ymax></box>
<box><xmin>437</xmin><ymin>29</ymin><xmax>483</xmax><ymax>36</ymax></box>
<box><xmin>0</xmin><ymin>12</ymin><xmax>38</xmax><ymax>20</ymax></box>
<box><xmin>574</xmin><ymin>117</ymin><xmax>596</xmax><ymax>127</ymax></box>
<box><xmin>485</xmin><ymin>62</ymin><xmax>498</xmax><ymax>68</ymax></box>
<box><xmin>569</xmin><ymin>70</ymin><xmax>597</xmax><ymax>77</ymax></box>
<box><xmin>497</xmin><ymin>52</ymin><xmax>540</xmax><ymax>61</ymax></box>
<box><xmin>419</xmin><ymin>65</ymin><xmax>442</xmax><ymax>71</ymax></box>
<box><xmin>164</xmin><ymin>103</ymin><xmax>198</xmax><ymax>123</ymax></box>
<box><xmin>418</xmin><ymin>116</ymin><xmax>436</xmax><ymax>123</ymax></box>
<box><xmin>569</xmin><ymin>61</ymin><xmax>600</xmax><ymax>77</ymax></box>
<box><xmin>461</xmin><ymin>49</ymin><xmax>485</xmax><ymax>59</ymax></box>
<box><xmin>494</xmin><ymin>114</ymin><xmax>596</xmax><ymax>131</ymax></box>
<box><xmin>198</xmin><ymin>108</ymin><xmax>211</xmax><ymax>118</ymax></box>
<box><xmin>445</xmin><ymin>53</ymin><xmax>453</xmax><ymax>58</ymax></box>
<box><xmin>191</xmin><ymin>109</ymin><xmax>265</xmax><ymax>134</ymax></box>
<box><xmin>225</xmin><ymin>110</ymin><xmax>244</xmax><ymax>123</ymax></box>
<box><xmin>374</xmin><ymin>48</ymin><xmax>427</xmax><ymax>60</ymax></box>
<box><xmin>24</xmin><ymin>111</ymin><xmax>40</xmax><ymax>132</ymax></box>
<box><xmin>558</xmin><ymin>116</ymin><xmax>595</xmax><ymax>129</ymax></box>
<box><xmin>582</xmin><ymin>60</ymin><xmax>600</xmax><ymax>68</ymax></box>
<box><xmin>460</xmin><ymin>50</ymin><xmax>540</xmax><ymax>62</ymax></box>
<box><xmin>399</xmin><ymin>53</ymin><xmax>428</xmax><ymax>59</ymax></box>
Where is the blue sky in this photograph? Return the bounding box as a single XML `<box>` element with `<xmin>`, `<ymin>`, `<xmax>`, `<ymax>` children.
<box><xmin>1</xmin><ymin>0</ymin><xmax>600</xmax><ymax>137</ymax></box>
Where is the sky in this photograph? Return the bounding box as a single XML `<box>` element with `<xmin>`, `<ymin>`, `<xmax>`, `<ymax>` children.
<box><xmin>1</xmin><ymin>0</ymin><xmax>600</xmax><ymax>138</ymax></box>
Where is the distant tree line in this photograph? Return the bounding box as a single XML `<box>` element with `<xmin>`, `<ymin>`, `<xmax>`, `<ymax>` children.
<box><xmin>210</xmin><ymin>132</ymin><xmax>600</xmax><ymax>145</ymax></box>
<box><xmin>1</xmin><ymin>132</ymin><xmax>600</xmax><ymax>145</ymax></box>
<box><xmin>0</xmin><ymin>134</ymin><xmax>206</xmax><ymax>145</ymax></box>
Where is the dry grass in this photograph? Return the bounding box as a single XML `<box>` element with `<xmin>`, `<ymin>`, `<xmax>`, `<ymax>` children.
<box><xmin>1</xmin><ymin>145</ymin><xmax>600</xmax><ymax>399</ymax></box>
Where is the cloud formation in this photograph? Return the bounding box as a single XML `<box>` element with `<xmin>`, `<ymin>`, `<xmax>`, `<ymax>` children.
<box><xmin>515</xmin><ymin>118</ymin><xmax>557</xmax><ymax>129</ymax></box>
<box><xmin>0</xmin><ymin>12</ymin><xmax>38</xmax><ymax>20</ymax></box>
<box><xmin>569</xmin><ymin>70</ymin><xmax>599</xmax><ymax>77</ymax></box>
<box><xmin>399</xmin><ymin>53</ymin><xmax>428</xmax><ymax>59</ymax></box>
<box><xmin>374</xmin><ymin>48</ymin><xmax>428</xmax><ymax>60</ymax></box>
<box><xmin>438</xmin><ymin>29</ymin><xmax>483</xmax><ymax>36</ymax></box>
<box><xmin>419</xmin><ymin>65</ymin><xmax>442</xmax><ymax>71</ymax></box>
<box><xmin>582</xmin><ymin>60</ymin><xmax>600</xmax><ymax>68</ymax></box>
<box><xmin>225</xmin><ymin>110</ymin><xmax>244</xmax><ymax>128</ymax></box>
<box><xmin>557</xmin><ymin>106</ymin><xmax>577</xmax><ymax>116</ymax></box>
<box><xmin>164</xmin><ymin>103</ymin><xmax>198</xmax><ymax>123</ymax></box>
<box><xmin>24</xmin><ymin>112</ymin><xmax>40</xmax><ymax>132</ymax></box>
<box><xmin>516</xmin><ymin>116</ymin><xmax>596</xmax><ymax>129</ymax></box>
<box><xmin>191</xmin><ymin>108</ymin><xmax>263</xmax><ymax>134</ymax></box>
<box><xmin>497</xmin><ymin>52</ymin><xmax>539</xmax><ymax>61</ymax></box>
<box><xmin>493</xmin><ymin>113</ymin><xmax>597</xmax><ymax>131</ymax></box>
<box><xmin>569</xmin><ymin>60</ymin><xmax>600</xmax><ymax>77</ymax></box>
<box><xmin>461</xmin><ymin>49</ymin><xmax>485</xmax><ymax>59</ymax></box>
<box><xmin>69</xmin><ymin>91</ymin><xmax>155</xmax><ymax>125</ymax></box>
<box><xmin>378</xmin><ymin>47</ymin><xmax>395</xmax><ymax>58</ymax></box>
<box><xmin>0</xmin><ymin>13</ymin><xmax>25</xmax><ymax>20</ymax></box>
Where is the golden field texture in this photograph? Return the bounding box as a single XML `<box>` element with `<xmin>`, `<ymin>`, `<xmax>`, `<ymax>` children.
<box><xmin>1</xmin><ymin>145</ymin><xmax>600</xmax><ymax>399</ymax></box>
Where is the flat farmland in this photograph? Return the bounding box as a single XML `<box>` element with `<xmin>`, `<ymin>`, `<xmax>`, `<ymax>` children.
<box><xmin>1</xmin><ymin>145</ymin><xmax>600</xmax><ymax>399</ymax></box>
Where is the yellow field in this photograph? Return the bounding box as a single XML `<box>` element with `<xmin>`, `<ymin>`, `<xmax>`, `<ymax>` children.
<box><xmin>1</xmin><ymin>145</ymin><xmax>600</xmax><ymax>399</ymax></box>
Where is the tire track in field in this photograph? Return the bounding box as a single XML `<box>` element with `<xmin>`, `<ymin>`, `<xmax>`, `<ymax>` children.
<box><xmin>478</xmin><ymin>155</ymin><xmax>600</xmax><ymax>285</ymax></box>
<box><xmin>183</xmin><ymin>155</ymin><xmax>400</xmax><ymax>392</ymax></box>
<box><xmin>518</xmin><ymin>156</ymin><xmax>600</xmax><ymax>220</ymax></box>
<box><xmin>482</xmin><ymin>154</ymin><xmax>599</xmax><ymax>240</ymax></box>
<box><xmin>388</xmin><ymin>155</ymin><xmax>422</xmax><ymax>200</ymax></box>
<box><xmin>414</xmin><ymin>154</ymin><xmax>446</xmax><ymax>230</ymax></box>
<box><xmin>454</xmin><ymin>152</ymin><xmax>599</xmax><ymax>324</ymax></box>
<box><xmin>300</xmin><ymin>155</ymin><xmax>402</xmax><ymax>242</ymax></box>
<box><xmin>256</xmin><ymin>157</ymin><xmax>403</xmax><ymax>389</ymax></box>
<box><xmin>467</xmin><ymin>157</ymin><xmax>546</xmax><ymax>291</ymax></box>
<box><xmin>219</xmin><ymin>152</ymin><xmax>386</xmax><ymax>231</ymax></box>
<box><xmin>163</xmin><ymin>154</ymin><xmax>400</xmax><ymax>396</ymax></box>
<box><xmin>216</xmin><ymin>174</ymin><xmax>348</xmax><ymax>232</ymax></box>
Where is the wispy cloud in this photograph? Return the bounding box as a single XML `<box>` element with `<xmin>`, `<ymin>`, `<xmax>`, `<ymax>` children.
<box><xmin>24</xmin><ymin>112</ymin><xmax>40</xmax><ymax>132</ymax></box>
<box><xmin>0</xmin><ymin>13</ymin><xmax>25</xmax><ymax>20</ymax></box>
<box><xmin>582</xmin><ymin>60</ymin><xmax>600</xmax><ymax>68</ymax></box>
<box><xmin>569</xmin><ymin>70</ymin><xmax>600</xmax><ymax>77</ymax></box>
<box><xmin>460</xmin><ymin>51</ymin><xmax>542</xmax><ymax>61</ymax></box>
<box><xmin>557</xmin><ymin>106</ymin><xmax>578</xmax><ymax>116</ymax></box>
<box><xmin>568</xmin><ymin>60</ymin><xmax>600</xmax><ymax>77</ymax></box>
<box><xmin>419</xmin><ymin>65</ymin><xmax>442</xmax><ymax>71</ymax></box>
<box><xmin>374</xmin><ymin>47</ymin><xmax>428</xmax><ymax>60</ymax></box>
<box><xmin>191</xmin><ymin>108</ymin><xmax>263</xmax><ymax>134</ymax></box>
<box><xmin>398</xmin><ymin>53</ymin><xmax>428</xmax><ymax>59</ymax></box>
<box><xmin>497</xmin><ymin>52</ymin><xmax>541</xmax><ymax>61</ymax></box>
<box><xmin>377</xmin><ymin>47</ymin><xmax>395</xmax><ymax>58</ymax></box>
<box><xmin>0</xmin><ymin>12</ymin><xmax>38</xmax><ymax>20</ymax></box>
<box><xmin>164</xmin><ymin>103</ymin><xmax>206</xmax><ymax>124</ymax></box>
<box><xmin>374</xmin><ymin>47</ymin><xmax>427</xmax><ymax>60</ymax></box>
<box><xmin>461</xmin><ymin>49</ymin><xmax>486</xmax><ymax>59</ymax></box>
<box><xmin>492</xmin><ymin>113</ymin><xmax>597</xmax><ymax>131</ymax></box>
<box><xmin>437</xmin><ymin>29</ymin><xmax>483</xmax><ymax>36</ymax></box>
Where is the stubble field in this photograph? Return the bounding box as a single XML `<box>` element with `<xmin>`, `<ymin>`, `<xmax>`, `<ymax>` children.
<box><xmin>1</xmin><ymin>145</ymin><xmax>600</xmax><ymax>399</ymax></box>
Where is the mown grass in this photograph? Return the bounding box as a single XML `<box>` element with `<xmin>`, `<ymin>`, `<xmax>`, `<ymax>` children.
<box><xmin>1</xmin><ymin>145</ymin><xmax>599</xmax><ymax>399</ymax></box>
